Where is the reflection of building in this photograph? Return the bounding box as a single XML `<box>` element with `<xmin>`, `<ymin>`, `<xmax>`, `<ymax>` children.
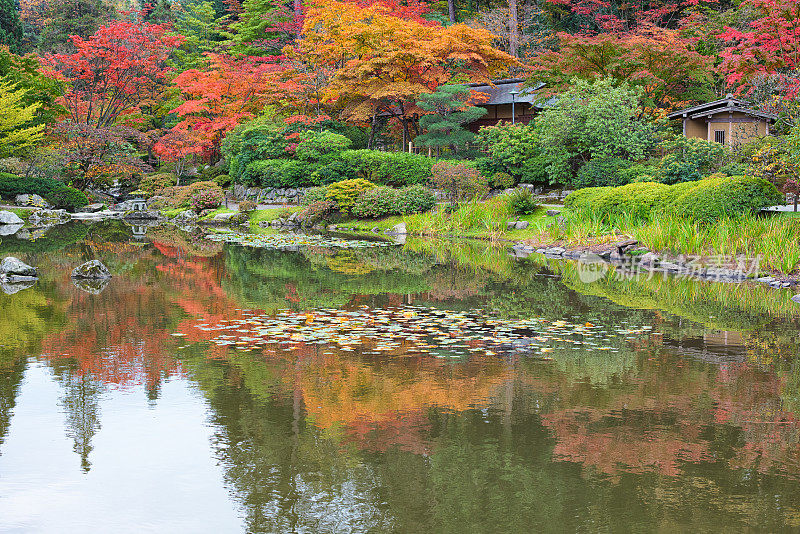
<box><xmin>667</xmin><ymin>95</ymin><xmax>777</xmax><ymax>146</ymax></box>
<box><xmin>466</xmin><ymin>79</ymin><xmax>549</xmax><ymax>131</ymax></box>
<box><xmin>130</xmin><ymin>225</ymin><xmax>147</xmax><ymax>239</ymax></box>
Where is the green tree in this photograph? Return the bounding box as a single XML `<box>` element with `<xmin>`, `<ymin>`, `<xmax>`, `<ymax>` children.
<box><xmin>0</xmin><ymin>79</ymin><xmax>45</xmax><ymax>158</ymax></box>
<box><xmin>535</xmin><ymin>77</ymin><xmax>656</xmax><ymax>185</ymax></box>
<box><xmin>415</xmin><ymin>85</ymin><xmax>486</xmax><ymax>152</ymax></box>
<box><xmin>38</xmin><ymin>0</ymin><xmax>115</xmax><ymax>53</ymax></box>
<box><xmin>172</xmin><ymin>1</ymin><xmax>221</xmax><ymax>68</ymax></box>
<box><xmin>0</xmin><ymin>46</ymin><xmax>63</xmax><ymax>127</ymax></box>
<box><xmin>226</xmin><ymin>0</ymin><xmax>294</xmax><ymax>55</ymax></box>
<box><xmin>0</xmin><ymin>0</ymin><xmax>23</xmax><ymax>53</ymax></box>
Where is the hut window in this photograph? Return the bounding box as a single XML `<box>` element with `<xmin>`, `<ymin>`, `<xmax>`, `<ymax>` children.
<box><xmin>714</xmin><ymin>130</ymin><xmax>726</xmax><ymax>144</ymax></box>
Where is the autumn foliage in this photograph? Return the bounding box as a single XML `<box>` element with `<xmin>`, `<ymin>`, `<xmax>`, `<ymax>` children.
<box><xmin>46</xmin><ymin>19</ymin><xmax>183</xmax><ymax>127</ymax></box>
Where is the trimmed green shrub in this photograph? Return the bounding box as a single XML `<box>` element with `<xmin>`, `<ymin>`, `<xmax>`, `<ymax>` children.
<box><xmin>0</xmin><ymin>172</ymin><xmax>88</xmax><ymax>210</ymax></box>
<box><xmin>46</xmin><ymin>187</ymin><xmax>91</xmax><ymax>211</ymax></box>
<box><xmin>342</xmin><ymin>150</ymin><xmax>434</xmax><ymax>186</ymax></box>
<box><xmin>565</xmin><ymin>176</ymin><xmax>782</xmax><ymax>223</ymax></box>
<box><xmin>244</xmin><ymin>159</ymin><xmax>315</xmax><ymax>188</ymax></box>
<box><xmin>573</xmin><ymin>158</ymin><xmax>634</xmax><ymax>188</ymax></box>
<box><xmin>326</xmin><ymin>178</ymin><xmax>377</xmax><ymax>214</ymax></box>
<box><xmin>295</xmin><ymin>130</ymin><xmax>352</xmax><ymax>162</ymax></box>
<box><xmin>670</xmin><ymin>175</ymin><xmax>783</xmax><ymax>223</ymax></box>
<box><xmin>351</xmin><ymin>186</ymin><xmax>397</xmax><ymax>218</ymax></box>
<box><xmin>396</xmin><ymin>184</ymin><xmax>435</xmax><ymax>214</ymax></box>
<box><xmin>311</xmin><ymin>160</ymin><xmax>358</xmax><ymax>185</ymax></box>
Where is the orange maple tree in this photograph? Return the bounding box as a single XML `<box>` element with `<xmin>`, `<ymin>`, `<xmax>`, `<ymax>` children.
<box><xmin>294</xmin><ymin>0</ymin><xmax>518</xmax><ymax>141</ymax></box>
<box><xmin>165</xmin><ymin>52</ymin><xmax>290</xmax><ymax>158</ymax></box>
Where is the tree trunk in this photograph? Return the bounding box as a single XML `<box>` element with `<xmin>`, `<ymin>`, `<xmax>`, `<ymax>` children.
<box><xmin>508</xmin><ymin>0</ymin><xmax>519</xmax><ymax>58</ymax></box>
<box><xmin>448</xmin><ymin>0</ymin><xmax>456</xmax><ymax>24</ymax></box>
<box><xmin>367</xmin><ymin>114</ymin><xmax>377</xmax><ymax>150</ymax></box>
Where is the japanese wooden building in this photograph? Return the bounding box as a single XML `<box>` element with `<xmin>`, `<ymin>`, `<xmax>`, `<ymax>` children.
<box><xmin>466</xmin><ymin>78</ymin><xmax>549</xmax><ymax>131</ymax></box>
<box><xmin>667</xmin><ymin>95</ymin><xmax>777</xmax><ymax>146</ymax></box>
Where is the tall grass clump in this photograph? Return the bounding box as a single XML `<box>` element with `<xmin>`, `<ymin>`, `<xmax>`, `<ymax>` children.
<box><xmin>405</xmin><ymin>195</ymin><xmax>513</xmax><ymax>237</ymax></box>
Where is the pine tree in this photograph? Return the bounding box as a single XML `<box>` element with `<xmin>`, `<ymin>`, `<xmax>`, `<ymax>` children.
<box><xmin>416</xmin><ymin>85</ymin><xmax>486</xmax><ymax>152</ymax></box>
<box><xmin>0</xmin><ymin>0</ymin><xmax>23</xmax><ymax>53</ymax></box>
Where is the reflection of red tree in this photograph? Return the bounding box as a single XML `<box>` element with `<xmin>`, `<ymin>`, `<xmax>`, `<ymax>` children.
<box><xmin>41</xmin><ymin>276</ymin><xmax>182</xmax><ymax>390</ymax></box>
<box><xmin>537</xmin><ymin>349</ymin><xmax>800</xmax><ymax>478</ymax></box>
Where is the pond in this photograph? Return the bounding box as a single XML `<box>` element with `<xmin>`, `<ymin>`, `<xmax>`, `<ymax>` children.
<box><xmin>2</xmin><ymin>221</ymin><xmax>800</xmax><ymax>532</ymax></box>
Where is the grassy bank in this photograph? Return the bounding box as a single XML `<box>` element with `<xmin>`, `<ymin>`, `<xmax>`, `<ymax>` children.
<box><xmin>332</xmin><ymin>197</ymin><xmax>800</xmax><ymax>275</ymax></box>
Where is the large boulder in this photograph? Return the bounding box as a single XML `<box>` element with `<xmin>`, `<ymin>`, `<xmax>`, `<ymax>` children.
<box><xmin>385</xmin><ymin>222</ymin><xmax>407</xmax><ymax>235</ymax></box>
<box><xmin>71</xmin><ymin>260</ymin><xmax>112</xmax><ymax>280</ymax></box>
<box><xmin>75</xmin><ymin>203</ymin><xmax>105</xmax><ymax>213</ymax></box>
<box><xmin>0</xmin><ymin>210</ymin><xmax>24</xmax><ymax>225</ymax></box>
<box><xmin>0</xmin><ymin>257</ymin><xmax>37</xmax><ymax>277</ymax></box>
<box><xmin>0</xmin><ymin>223</ymin><xmax>23</xmax><ymax>236</ymax></box>
<box><xmin>15</xmin><ymin>194</ymin><xmax>49</xmax><ymax>208</ymax></box>
<box><xmin>173</xmin><ymin>209</ymin><xmax>198</xmax><ymax>223</ymax></box>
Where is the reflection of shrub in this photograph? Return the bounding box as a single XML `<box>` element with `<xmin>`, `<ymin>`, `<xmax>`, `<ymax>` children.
<box><xmin>139</xmin><ymin>173</ymin><xmax>177</xmax><ymax>193</ymax></box>
<box><xmin>397</xmin><ymin>185</ymin><xmax>435</xmax><ymax>214</ymax></box>
<box><xmin>301</xmin><ymin>186</ymin><xmax>328</xmax><ymax>205</ymax></box>
<box><xmin>326</xmin><ymin>178</ymin><xmax>376</xmax><ymax>214</ymax></box>
<box><xmin>430</xmin><ymin>161</ymin><xmax>488</xmax><ymax>203</ymax></box>
<box><xmin>238</xmin><ymin>200</ymin><xmax>257</xmax><ymax>212</ymax></box>
<box><xmin>507</xmin><ymin>188</ymin><xmax>539</xmax><ymax>215</ymax></box>
<box><xmin>192</xmin><ymin>189</ymin><xmax>224</xmax><ymax>212</ymax></box>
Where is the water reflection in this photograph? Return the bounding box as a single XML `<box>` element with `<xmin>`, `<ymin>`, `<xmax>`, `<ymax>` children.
<box><xmin>1</xmin><ymin>222</ymin><xmax>800</xmax><ymax>531</ymax></box>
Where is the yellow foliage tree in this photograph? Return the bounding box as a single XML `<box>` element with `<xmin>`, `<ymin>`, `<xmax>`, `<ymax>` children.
<box><xmin>0</xmin><ymin>80</ymin><xmax>45</xmax><ymax>158</ymax></box>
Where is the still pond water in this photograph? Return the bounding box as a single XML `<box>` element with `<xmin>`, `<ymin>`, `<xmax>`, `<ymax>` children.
<box><xmin>2</xmin><ymin>222</ymin><xmax>800</xmax><ymax>532</ymax></box>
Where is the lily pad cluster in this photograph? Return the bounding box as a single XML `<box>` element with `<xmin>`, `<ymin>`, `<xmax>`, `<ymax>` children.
<box><xmin>182</xmin><ymin>306</ymin><xmax>652</xmax><ymax>358</ymax></box>
<box><xmin>205</xmin><ymin>231</ymin><xmax>396</xmax><ymax>250</ymax></box>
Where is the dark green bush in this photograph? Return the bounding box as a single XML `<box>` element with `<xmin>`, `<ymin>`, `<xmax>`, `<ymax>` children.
<box><xmin>572</xmin><ymin>158</ymin><xmax>634</xmax><ymax>188</ymax></box>
<box><xmin>565</xmin><ymin>176</ymin><xmax>782</xmax><ymax>223</ymax></box>
<box><xmin>342</xmin><ymin>150</ymin><xmax>434</xmax><ymax>186</ymax></box>
<box><xmin>0</xmin><ymin>172</ymin><xmax>88</xmax><ymax>210</ymax></box>
<box><xmin>244</xmin><ymin>159</ymin><xmax>315</xmax><ymax>188</ymax></box>
<box><xmin>670</xmin><ymin>175</ymin><xmax>783</xmax><ymax>223</ymax></box>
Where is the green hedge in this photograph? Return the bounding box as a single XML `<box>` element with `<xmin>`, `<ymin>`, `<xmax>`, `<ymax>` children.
<box><xmin>342</xmin><ymin>150</ymin><xmax>434</xmax><ymax>186</ymax></box>
<box><xmin>0</xmin><ymin>173</ymin><xmax>89</xmax><ymax>211</ymax></box>
<box><xmin>565</xmin><ymin>176</ymin><xmax>782</xmax><ymax>223</ymax></box>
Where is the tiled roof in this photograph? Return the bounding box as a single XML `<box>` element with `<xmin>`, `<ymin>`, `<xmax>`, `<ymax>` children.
<box><xmin>467</xmin><ymin>78</ymin><xmax>546</xmax><ymax>106</ymax></box>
